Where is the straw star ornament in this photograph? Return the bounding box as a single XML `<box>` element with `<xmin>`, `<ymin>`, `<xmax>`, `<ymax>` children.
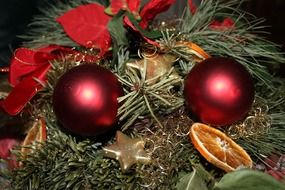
<box><xmin>103</xmin><ymin>131</ymin><xmax>151</xmax><ymax>172</ymax></box>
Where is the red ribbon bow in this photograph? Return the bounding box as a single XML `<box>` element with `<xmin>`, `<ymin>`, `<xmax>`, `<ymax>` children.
<box><xmin>0</xmin><ymin>45</ymin><xmax>67</xmax><ymax>115</ymax></box>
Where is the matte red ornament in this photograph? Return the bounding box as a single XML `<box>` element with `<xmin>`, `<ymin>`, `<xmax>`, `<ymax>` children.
<box><xmin>184</xmin><ymin>57</ymin><xmax>254</xmax><ymax>126</ymax></box>
<box><xmin>53</xmin><ymin>64</ymin><xmax>123</xmax><ymax>137</ymax></box>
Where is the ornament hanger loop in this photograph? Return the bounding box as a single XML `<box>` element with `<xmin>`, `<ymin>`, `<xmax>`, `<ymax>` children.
<box><xmin>226</xmin><ymin>101</ymin><xmax>271</xmax><ymax>139</ymax></box>
<box><xmin>138</xmin><ymin>45</ymin><xmax>158</xmax><ymax>59</ymax></box>
<box><xmin>174</xmin><ymin>126</ymin><xmax>190</xmax><ymax>137</ymax></box>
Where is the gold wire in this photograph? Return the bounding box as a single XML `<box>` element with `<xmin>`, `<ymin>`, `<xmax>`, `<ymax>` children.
<box><xmin>134</xmin><ymin>110</ymin><xmax>194</xmax><ymax>189</ymax></box>
<box><xmin>138</xmin><ymin>46</ymin><xmax>158</xmax><ymax>59</ymax></box>
<box><xmin>225</xmin><ymin>99</ymin><xmax>271</xmax><ymax>139</ymax></box>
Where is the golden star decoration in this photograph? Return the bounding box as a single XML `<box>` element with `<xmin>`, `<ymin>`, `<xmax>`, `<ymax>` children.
<box><xmin>103</xmin><ymin>131</ymin><xmax>151</xmax><ymax>172</ymax></box>
<box><xmin>126</xmin><ymin>53</ymin><xmax>179</xmax><ymax>84</ymax></box>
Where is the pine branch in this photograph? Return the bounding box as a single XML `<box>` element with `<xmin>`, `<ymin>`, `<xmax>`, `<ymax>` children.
<box><xmin>9</xmin><ymin>108</ymin><xmax>198</xmax><ymax>190</ymax></box>
<box><xmin>117</xmin><ymin>64</ymin><xmax>184</xmax><ymax>131</ymax></box>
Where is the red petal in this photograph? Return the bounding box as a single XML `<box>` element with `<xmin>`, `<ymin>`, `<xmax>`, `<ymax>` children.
<box><xmin>106</xmin><ymin>0</ymin><xmax>126</xmax><ymax>15</ymax></box>
<box><xmin>106</xmin><ymin>0</ymin><xmax>141</xmax><ymax>17</ymax></box>
<box><xmin>56</xmin><ymin>3</ymin><xmax>112</xmax><ymax>56</ymax></box>
<box><xmin>188</xmin><ymin>0</ymin><xmax>197</xmax><ymax>14</ymax></box>
<box><xmin>140</xmin><ymin>0</ymin><xmax>176</xmax><ymax>29</ymax></box>
<box><xmin>127</xmin><ymin>0</ymin><xmax>141</xmax><ymax>17</ymax></box>
<box><xmin>209</xmin><ymin>18</ymin><xmax>235</xmax><ymax>30</ymax></box>
<box><xmin>222</xmin><ymin>18</ymin><xmax>235</xmax><ymax>27</ymax></box>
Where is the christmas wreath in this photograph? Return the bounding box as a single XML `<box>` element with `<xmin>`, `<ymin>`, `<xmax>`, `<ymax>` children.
<box><xmin>1</xmin><ymin>0</ymin><xmax>285</xmax><ymax>189</ymax></box>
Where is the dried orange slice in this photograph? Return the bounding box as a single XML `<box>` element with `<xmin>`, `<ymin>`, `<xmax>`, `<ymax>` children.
<box><xmin>190</xmin><ymin>123</ymin><xmax>252</xmax><ymax>172</ymax></box>
<box><xmin>21</xmin><ymin>118</ymin><xmax>47</xmax><ymax>156</ymax></box>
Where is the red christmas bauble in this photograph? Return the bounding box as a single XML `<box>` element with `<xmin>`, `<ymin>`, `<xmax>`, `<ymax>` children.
<box><xmin>184</xmin><ymin>57</ymin><xmax>254</xmax><ymax>126</ymax></box>
<box><xmin>53</xmin><ymin>64</ymin><xmax>123</xmax><ymax>137</ymax></box>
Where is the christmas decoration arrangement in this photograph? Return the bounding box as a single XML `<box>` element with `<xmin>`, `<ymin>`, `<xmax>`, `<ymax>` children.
<box><xmin>1</xmin><ymin>0</ymin><xmax>285</xmax><ymax>189</ymax></box>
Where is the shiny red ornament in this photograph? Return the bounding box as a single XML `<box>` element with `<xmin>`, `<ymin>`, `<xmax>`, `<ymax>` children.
<box><xmin>184</xmin><ymin>57</ymin><xmax>254</xmax><ymax>126</ymax></box>
<box><xmin>53</xmin><ymin>64</ymin><xmax>123</xmax><ymax>137</ymax></box>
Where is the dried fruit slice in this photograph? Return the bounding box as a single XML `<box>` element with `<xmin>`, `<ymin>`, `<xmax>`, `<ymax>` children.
<box><xmin>21</xmin><ymin>118</ymin><xmax>47</xmax><ymax>156</ymax></box>
<box><xmin>190</xmin><ymin>123</ymin><xmax>252</xmax><ymax>172</ymax></box>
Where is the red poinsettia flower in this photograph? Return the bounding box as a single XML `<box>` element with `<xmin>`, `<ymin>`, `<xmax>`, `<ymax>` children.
<box><xmin>57</xmin><ymin>3</ymin><xmax>112</xmax><ymax>57</ymax></box>
<box><xmin>56</xmin><ymin>0</ymin><xmax>176</xmax><ymax>55</ymax></box>
<box><xmin>188</xmin><ymin>0</ymin><xmax>197</xmax><ymax>14</ymax></box>
<box><xmin>105</xmin><ymin>0</ymin><xmax>176</xmax><ymax>29</ymax></box>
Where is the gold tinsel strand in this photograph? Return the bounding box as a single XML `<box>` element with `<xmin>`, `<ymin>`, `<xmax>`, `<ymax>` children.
<box><xmin>132</xmin><ymin>108</ymin><xmax>195</xmax><ymax>188</ymax></box>
<box><xmin>225</xmin><ymin>98</ymin><xmax>271</xmax><ymax>140</ymax></box>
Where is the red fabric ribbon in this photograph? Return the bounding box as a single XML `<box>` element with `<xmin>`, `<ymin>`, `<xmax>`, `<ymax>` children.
<box><xmin>1</xmin><ymin>45</ymin><xmax>67</xmax><ymax>115</ymax></box>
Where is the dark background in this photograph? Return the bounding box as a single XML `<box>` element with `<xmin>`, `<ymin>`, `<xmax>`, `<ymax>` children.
<box><xmin>243</xmin><ymin>0</ymin><xmax>285</xmax><ymax>76</ymax></box>
<box><xmin>243</xmin><ymin>0</ymin><xmax>285</xmax><ymax>49</ymax></box>
<box><xmin>0</xmin><ymin>0</ymin><xmax>40</xmax><ymax>66</ymax></box>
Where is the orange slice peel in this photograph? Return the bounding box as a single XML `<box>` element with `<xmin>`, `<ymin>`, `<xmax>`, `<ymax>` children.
<box><xmin>189</xmin><ymin>122</ymin><xmax>252</xmax><ymax>172</ymax></box>
<box><xmin>21</xmin><ymin>117</ymin><xmax>47</xmax><ymax>156</ymax></box>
